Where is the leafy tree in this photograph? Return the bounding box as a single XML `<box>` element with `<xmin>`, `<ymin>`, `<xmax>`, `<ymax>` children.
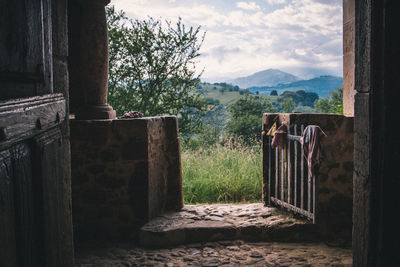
<box><xmin>314</xmin><ymin>86</ymin><xmax>343</xmax><ymax>114</ymax></box>
<box><xmin>270</xmin><ymin>90</ymin><xmax>278</xmax><ymax>96</ymax></box>
<box><xmin>294</xmin><ymin>90</ymin><xmax>319</xmax><ymax>107</ymax></box>
<box><xmin>279</xmin><ymin>90</ymin><xmax>319</xmax><ymax>107</ymax></box>
<box><xmin>282</xmin><ymin>98</ymin><xmax>295</xmax><ymax>113</ymax></box>
<box><xmin>106</xmin><ymin>6</ymin><xmax>207</xmax><ymax>137</ymax></box>
<box><xmin>226</xmin><ymin>95</ymin><xmax>276</xmax><ymax>144</ymax></box>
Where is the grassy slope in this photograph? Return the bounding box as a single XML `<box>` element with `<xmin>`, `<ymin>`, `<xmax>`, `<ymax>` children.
<box><xmin>200</xmin><ymin>83</ymin><xmax>280</xmax><ymax>106</ymax></box>
<box><xmin>182</xmin><ymin>144</ymin><xmax>262</xmax><ymax>204</ymax></box>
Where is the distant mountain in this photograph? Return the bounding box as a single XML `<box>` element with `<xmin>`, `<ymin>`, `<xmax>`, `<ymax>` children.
<box><xmin>227</xmin><ymin>68</ymin><xmax>300</xmax><ymax>89</ymax></box>
<box><xmin>248</xmin><ymin>75</ymin><xmax>343</xmax><ymax>97</ymax></box>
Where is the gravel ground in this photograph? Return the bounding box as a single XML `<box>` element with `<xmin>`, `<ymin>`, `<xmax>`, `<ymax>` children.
<box><xmin>75</xmin><ymin>240</ymin><xmax>352</xmax><ymax>266</ymax></box>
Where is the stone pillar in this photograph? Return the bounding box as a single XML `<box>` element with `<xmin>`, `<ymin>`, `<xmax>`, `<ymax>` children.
<box><xmin>74</xmin><ymin>0</ymin><xmax>116</xmax><ymax>120</ymax></box>
<box><xmin>342</xmin><ymin>0</ymin><xmax>355</xmax><ymax>116</ymax></box>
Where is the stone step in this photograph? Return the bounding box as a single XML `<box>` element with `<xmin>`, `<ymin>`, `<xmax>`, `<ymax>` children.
<box><xmin>139</xmin><ymin>204</ymin><xmax>317</xmax><ymax>248</ymax></box>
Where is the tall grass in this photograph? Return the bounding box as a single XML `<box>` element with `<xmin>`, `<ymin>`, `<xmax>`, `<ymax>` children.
<box><xmin>181</xmin><ymin>140</ymin><xmax>262</xmax><ymax>204</ymax></box>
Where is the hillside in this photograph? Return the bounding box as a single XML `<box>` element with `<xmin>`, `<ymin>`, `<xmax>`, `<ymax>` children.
<box><xmin>227</xmin><ymin>68</ymin><xmax>300</xmax><ymax>88</ymax></box>
<box><xmin>248</xmin><ymin>75</ymin><xmax>343</xmax><ymax>97</ymax></box>
<box><xmin>198</xmin><ymin>82</ymin><xmax>247</xmax><ymax>106</ymax></box>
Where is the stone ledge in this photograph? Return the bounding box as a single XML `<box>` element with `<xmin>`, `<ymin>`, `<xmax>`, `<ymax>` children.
<box><xmin>139</xmin><ymin>204</ymin><xmax>316</xmax><ymax>248</ymax></box>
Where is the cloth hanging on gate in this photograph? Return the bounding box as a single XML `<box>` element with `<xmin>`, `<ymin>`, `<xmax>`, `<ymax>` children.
<box><xmin>271</xmin><ymin>123</ymin><xmax>287</xmax><ymax>149</ymax></box>
<box><xmin>266</xmin><ymin>122</ymin><xmax>277</xmax><ymax>137</ymax></box>
<box><xmin>301</xmin><ymin>125</ymin><xmax>327</xmax><ymax>179</ymax></box>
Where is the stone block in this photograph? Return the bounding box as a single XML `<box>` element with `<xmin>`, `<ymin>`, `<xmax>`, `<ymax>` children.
<box><xmin>343</xmin><ymin>20</ymin><xmax>355</xmax><ymax>55</ymax></box>
<box><xmin>343</xmin><ymin>52</ymin><xmax>355</xmax><ymax>116</ymax></box>
<box><xmin>343</xmin><ymin>0</ymin><xmax>355</xmax><ymax>24</ymax></box>
<box><xmin>71</xmin><ymin>116</ymin><xmax>182</xmax><ymax>241</ymax></box>
<box><xmin>262</xmin><ymin>113</ymin><xmax>279</xmax><ymax>131</ymax></box>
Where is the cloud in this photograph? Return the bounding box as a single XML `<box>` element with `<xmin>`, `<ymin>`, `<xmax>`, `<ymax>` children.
<box><xmin>202</xmin><ymin>46</ymin><xmax>242</xmax><ymax>64</ymax></box>
<box><xmin>236</xmin><ymin>2</ymin><xmax>261</xmax><ymax>11</ymax></box>
<box><xmin>265</xmin><ymin>0</ymin><xmax>287</xmax><ymax>5</ymax></box>
<box><xmin>111</xmin><ymin>0</ymin><xmax>343</xmax><ymax>80</ymax></box>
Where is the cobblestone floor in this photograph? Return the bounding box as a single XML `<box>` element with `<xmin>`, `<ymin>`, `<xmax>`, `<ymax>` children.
<box><xmin>139</xmin><ymin>204</ymin><xmax>314</xmax><ymax>247</ymax></box>
<box><xmin>75</xmin><ymin>240</ymin><xmax>352</xmax><ymax>266</ymax></box>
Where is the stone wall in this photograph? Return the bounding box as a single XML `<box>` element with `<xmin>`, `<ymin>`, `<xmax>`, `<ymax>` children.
<box><xmin>262</xmin><ymin>113</ymin><xmax>353</xmax><ymax>242</ymax></box>
<box><xmin>70</xmin><ymin>116</ymin><xmax>183</xmax><ymax>241</ymax></box>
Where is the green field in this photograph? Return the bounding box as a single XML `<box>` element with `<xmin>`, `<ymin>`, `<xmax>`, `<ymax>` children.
<box><xmin>181</xmin><ymin>143</ymin><xmax>263</xmax><ymax>204</ymax></box>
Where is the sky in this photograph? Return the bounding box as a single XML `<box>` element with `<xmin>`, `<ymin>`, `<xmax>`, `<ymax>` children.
<box><xmin>111</xmin><ymin>0</ymin><xmax>343</xmax><ymax>82</ymax></box>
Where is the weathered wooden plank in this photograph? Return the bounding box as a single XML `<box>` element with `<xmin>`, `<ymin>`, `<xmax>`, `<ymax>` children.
<box><xmin>308</xmin><ymin>174</ymin><xmax>312</xmax><ymax>215</ymax></box>
<box><xmin>0</xmin><ymin>150</ymin><xmax>17</xmax><ymax>267</ymax></box>
<box><xmin>294</xmin><ymin>125</ymin><xmax>298</xmax><ymax>207</ymax></box>
<box><xmin>12</xmin><ymin>143</ymin><xmax>37</xmax><ymax>266</ymax></box>
<box><xmin>275</xmin><ymin>147</ymin><xmax>278</xmax><ymax>199</ymax></box>
<box><xmin>313</xmin><ymin>173</ymin><xmax>317</xmax><ymax>224</ymax></box>
<box><xmin>42</xmin><ymin>0</ymin><xmax>54</xmax><ymax>95</ymax></box>
<box><xmin>267</xmin><ymin>135</ymin><xmax>272</xmax><ymax>205</ymax></box>
<box><xmin>281</xmin><ymin>147</ymin><xmax>284</xmax><ymax>200</ymax></box>
<box><xmin>0</xmin><ymin>94</ymin><xmax>65</xmax><ymax>150</ymax></box>
<box><xmin>33</xmin><ymin>128</ymin><xmax>65</xmax><ymax>267</ymax></box>
<box><xmin>288</xmin><ymin>124</ymin><xmax>291</xmax><ymax>204</ymax></box>
<box><xmin>0</xmin><ymin>0</ymin><xmax>53</xmax><ymax>100</ymax></box>
<box><xmin>271</xmin><ymin>197</ymin><xmax>314</xmax><ymax>221</ymax></box>
<box><xmin>262</xmin><ymin>130</ymin><xmax>269</xmax><ymax>205</ymax></box>
<box><xmin>0</xmin><ymin>71</ymin><xmax>44</xmax><ymax>83</ymax></box>
<box><xmin>287</xmin><ymin>134</ymin><xmax>301</xmax><ymax>142</ymax></box>
<box><xmin>301</xmin><ymin>124</ymin><xmax>304</xmax><ymax>210</ymax></box>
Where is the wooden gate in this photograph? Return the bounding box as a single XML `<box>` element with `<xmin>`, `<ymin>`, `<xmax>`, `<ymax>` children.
<box><xmin>265</xmin><ymin>124</ymin><xmax>318</xmax><ymax>223</ymax></box>
<box><xmin>0</xmin><ymin>1</ymin><xmax>73</xmax><ymax>266</ymax></box>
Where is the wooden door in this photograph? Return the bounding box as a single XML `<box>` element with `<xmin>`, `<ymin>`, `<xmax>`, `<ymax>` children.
<box><xmin>0</xmin><ymin>0</ymin><xmax>73</xmax><ymax>266</ymax></box>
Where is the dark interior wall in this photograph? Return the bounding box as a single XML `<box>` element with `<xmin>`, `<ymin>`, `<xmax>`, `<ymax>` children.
<box><xmin>354</xmin><ymin>1</ymin><xmax>400</xmax><ymax>266</ymax></box>
<box><xmin>374</xmin><ymin>0</ymin><xmax>400</xmax><ymax>264</ymax></box>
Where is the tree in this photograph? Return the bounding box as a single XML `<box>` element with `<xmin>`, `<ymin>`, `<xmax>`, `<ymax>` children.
<box><xmin>106</xmin><ymin>6</ymin><xmax>207</xmax><ymax>137</ymax></box>
<box><xmin>281</xmin><ymin>98</ymin><xmax>295</xmax><ymax>113</ymax></box>
<box><xmin>226</xmin><ymin>95</ymin><xmax>276</xmax><ymax>144</ymax></box>
<box><xmin>279</xmin><ymin>90</ymin><xmax>319</xmax><ymax>108</ymax></box>
<box><xmin>270</xmin><ymin>90</ymin><xmax>278</xmax><ymax>96</ymax></box>
<box><xmin>314</xmin><ymin>86</ymin><xmax>343</xmax><ymax>114</ymax></box>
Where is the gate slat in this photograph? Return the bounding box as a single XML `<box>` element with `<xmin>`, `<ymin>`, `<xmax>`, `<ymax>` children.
<box><xmin>275</xmin><ymin>147</ymin><xmax>278</xmax><ymax>199</ymax></box>
<box><xmin>301</xmin><ymin>124</ymin><xmax>304</xmax><ymax>210</ymax></box>
<box><xmin>294</xmin><ymin>124</ymin><xmax>297</xmax><ymax>207</ymax></box>
<box><xmin>288</xmin><ymin>124</ymin><xmax>291</xmax><ymax>204</ymax></box>
<box><xmin>281</xmin><ymin>147</ymin><xmax>284</xmax><ymax>200</ymax></box>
